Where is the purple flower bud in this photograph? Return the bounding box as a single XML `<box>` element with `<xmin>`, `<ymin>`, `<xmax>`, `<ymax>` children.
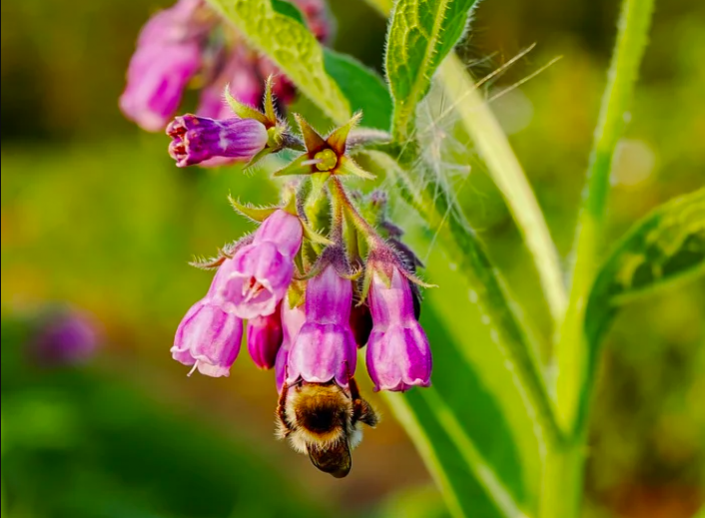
<box><xmin>166</xmin><ymin>115</ymin><xmax>269</xmax><ymax>167</ymax></box>
<box><xmin>119</xmin><ymin>0</ymin><xmax>210</xmax><ymax>132</ymax></box>
<box><xmin>32</xmin><ymin>309</ymin><xmax>99</xmax><ymax>366</ymax></box>
<box><xmin>286</xmin><ymin>266</ymin><xmax>357</xmax><ymax>388</ymax></box>
<box><xmin>246</xmin><ymin>305</ymin><xmax>283</xmax><ymax>369</ymax></box>
<box><xmin>350</xmin><ymin>302</ymin><xmax>372</xmax><ymax>348</ymax></box>
<box><xmin>275</xmin><ymin>300</ymin><xmax>306</xmax><ymax>392</ymax></box>
<box><xmin>216</xmin><ymin>210</ymin><xmax>303</xmax><ymax>319</ymax></box>
<box><xmin>366</xmin><ymin>267</ymin><xmax>432</xmax><ymax>392</ymax></box>
<box><xmin>171</xmin><ymin>298</ymin><xmax>243</xmax><ymax>377</ymax></box>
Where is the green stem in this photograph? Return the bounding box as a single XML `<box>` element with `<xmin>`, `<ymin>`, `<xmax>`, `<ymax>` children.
<box><xmin>438</xmin><ymin>54</ymin><xmax>567</xmax><ymax>326</ymax></box>
<box><xmin>555</xmin><ymin>0</ymin><xmax>656</xmax><ymax>436</ymax></box>
<box><xmin>539</xmin><ymin>438</ymin><xmax>585</xmax><ymax>518</ymax></box>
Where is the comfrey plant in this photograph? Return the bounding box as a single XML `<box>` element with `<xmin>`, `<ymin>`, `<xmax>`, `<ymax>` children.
<box><xmin>122</xmin><ymin>0</ymin><xmax>705</xmax><ymax>515</ymax></box>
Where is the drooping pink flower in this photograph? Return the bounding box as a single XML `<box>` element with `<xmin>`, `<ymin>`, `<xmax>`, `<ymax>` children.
<box><xmin>171</xmin><ymin>298</ymin><xmax>243</xmax><ymax>377</ymax></box>
<box><xmin>366</xmin><ymin>267</ymin><xmax>431</xmax><ymax>392</ymax></box>
<box><xmin>286</xmin><ymin>266</ymin><xmax>357</xmax><ymax>388</ymax></box>
<box><xmin>216</xmin><ymin>210</ymin><xmax>303</xmax><ymax>319</ymax></box>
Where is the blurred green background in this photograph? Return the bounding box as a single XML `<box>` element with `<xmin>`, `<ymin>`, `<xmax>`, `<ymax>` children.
<box><xmin>2</xmin><ymin>0</ymin><xmax>704</xmax><ymax>517</ymax></box>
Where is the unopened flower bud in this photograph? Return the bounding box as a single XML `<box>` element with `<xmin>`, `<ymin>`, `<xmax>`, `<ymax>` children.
<box><xmin>247</xmin><ymin>306</ymin><xmax>283</xmax><ymax>370</ymax></box>
<box><xmin>167</xmin><ymin>115</ymin><xmax>268</xmax><ymax>167</ymax></box>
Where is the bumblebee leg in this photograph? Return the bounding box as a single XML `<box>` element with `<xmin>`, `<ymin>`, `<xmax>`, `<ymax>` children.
<box><xmin>349</xmin><ymin>376</ymin><xmax>379</xmax><ymax>428</ymax></box>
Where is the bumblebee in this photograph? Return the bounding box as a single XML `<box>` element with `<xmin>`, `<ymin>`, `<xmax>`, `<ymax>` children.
<box><xmin>276</xmin><ymin>377</ymin><xmax>379</xmax><ymax>478</ymax></box>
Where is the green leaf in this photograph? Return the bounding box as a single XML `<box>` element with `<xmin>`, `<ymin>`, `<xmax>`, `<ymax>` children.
<box><xmin>207</xmin><ymin>0</ymin><xmax>350</xmax><ymax>124</ymax></box>
<box><xmin>322</xmin><ymin>50</ymin><xmax>393</xmax><ymax>131</ymax></box>
<box><xmin>246</xmin><ymin>0</ymin><xmax>393</xmax><ymax>130</ymax></box>
<box><xmin>578</xmin><ymin>188</ymin><xmax>705</xmax><ymax>430</ymax></box>
<box><xmin>385</xmin><ymin>0</ymin><xmax>479</xmax><ymax>140</ymax></box>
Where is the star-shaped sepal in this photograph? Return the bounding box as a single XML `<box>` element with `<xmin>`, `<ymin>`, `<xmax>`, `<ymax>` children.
<box><xmin>273</xmin><ymin>113</ymin><xmax>375</xmax><ymax>180</ymax></box>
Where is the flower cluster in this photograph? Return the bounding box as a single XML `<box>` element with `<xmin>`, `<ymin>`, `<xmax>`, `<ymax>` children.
<box><xmin>121</xmin><ymin>0</ymin><xmax>431</xmax><ymax>476</ymax></box>
<box><xmin>163</xmin><ymin>92</ymin><xmax>432</xmax><ymax>391</ymax></box>
<box><xmin>120</xmin><ymin>0</ymin><xmax>331</xmax><ymax>140</ymax></box>
<box><xmin>171</xmin><ymin>189</ymin><xmax>432</xmax><ymax>393</ymax></box>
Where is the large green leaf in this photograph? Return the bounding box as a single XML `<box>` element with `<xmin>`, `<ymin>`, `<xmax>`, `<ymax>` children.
<box><xmin>385</xmin><ymin>0</ymin><xmax>479</xmax><ymax>140</ymax></box>
<box><xmin>214</xmin><ymin>0</ymin><xmax>393</xmax><ymax>130</ymax></box>
<box><xmin>207</xmin><ymin>0</ymin><xmax>350</xmax><ymax>124</ymax></box>
<box><xmin>577</xmin><ymin>187</ymin><xmax>705</xmax><ymax>430</ymax></box>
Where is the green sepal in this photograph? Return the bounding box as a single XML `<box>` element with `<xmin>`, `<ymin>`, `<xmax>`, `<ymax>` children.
<box><xmin>224</xmin><ymin>87</ymin><xmax>268</xmax><ymax>125</ymax></box>
<box><xmin>337</xmin><ymin>156</ymin><xmax>376</xmax><ymax>180</ymax></box>
<box><xmin>294</xmin><ymin>114</ymin><xmax>326</xmax><ymax>153</ymax></box>
<box><xmin>273</xmin><ymin>154</ymin><xmax>313</xmax><ymax>177</ymax></box>
<box><xmin>358</xmin><ymin>267</ymin><xmax>374</xmax><ymax>305</ymax></box>
<box><xmin>302</xmin><ymin>220</ymin><xmax>334</xmax><ymax>246</ymax></box>
<box><xmin>263</xmin><ymin>75</ymin><xmax>277</xmax><ymax>123</ymax></box>
<box><xmin>281</xmin><ymin>185</ymin><xmax>298</xmax><ymax>216</ymax></box>
<box><xmin>403</xmin><ymin>270</ymin><xmax>437</xmax><ymax>289</ymax></box>
<box><xmin>228</xmin><ymin>194</ymin><xmax>278</xmax><ymax>222</ymax></box>
<box><xmin>326</xmin><ymin>112</ymin><xmax>362</xmax><ymax>155</ymax></box>
<box><xmin>286</xmin><ymin>280</ymin><xmax>306</xmax><ymax>309</ymax></box>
